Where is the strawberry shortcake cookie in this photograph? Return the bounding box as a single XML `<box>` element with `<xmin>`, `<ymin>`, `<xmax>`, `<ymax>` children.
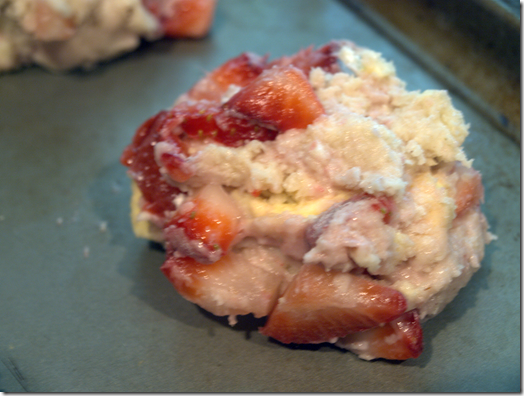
<box><xmin>121</xmin><ymin>41</ymin><xmax>493</xmax><ymax>360</ymax></box>
<box><xmin>0</xmin><ymin>0</ymin><xmax>216</xmax><ymax>71</ymax></box>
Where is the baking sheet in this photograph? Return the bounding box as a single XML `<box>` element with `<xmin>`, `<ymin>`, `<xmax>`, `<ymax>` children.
<box><xmin>0</xmin><ymin>0</ymin><xmax>520</xmax><ymax>392</ymax></box>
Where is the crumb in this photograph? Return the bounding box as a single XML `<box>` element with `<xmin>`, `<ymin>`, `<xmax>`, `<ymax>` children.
<box><xmin>111</xmin><ymin>181</ymin><xmax>122</xmax><ymax>194</ymax></box>
<box><xmin>99</xmin><ymin>221</ymin><xmax>108</xmax><ymax>233</ymax></box>
<box><xmin>83</xmin><ymin>246</ymin><xmax>90</xmax><ymax>258</ymax></box>
<box><xmin>228</xmin><ymin>315</ymin><xmax>238</xmax><ymax>326</ymax></box>
<box><xmin>56</xmin><ymin>217</ymin><xmax>64</xmax><ymax>226</ymax></box>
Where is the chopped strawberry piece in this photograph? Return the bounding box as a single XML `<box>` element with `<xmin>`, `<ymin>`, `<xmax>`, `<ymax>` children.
<box><xmin>162</xmin><ymin>255</ymin><xmax>231</xmax><ymax>316</ymax></box>
<box><xmin>161</xmin><ymin>255</ymin><xmax>207</xmax><ymax>300</ymax></box>
<box><xmin>142</xmin><ymin>0</ymin><xmax>216</xmax><ymax>38</ymax></box>
<box><xmin>174</xmin><ymin>102</ymin><xmax>278</xmax><ymax>147</ymax></box>
<box><xmin>452</xmin><ymin>162</ymin><xmax>484</xmax><ymax>216</ymax></box>
<box><xmin>120</xmin><ymin>111</ymin><xmax>181</xmax><ymax>216</ymax></box>
<box><xmin>304</xmin><ymin>201</ymin><xmax>345</xmax><ymax>247</ymax></box>
<box><xmin>134</xmin><ymin>108</ymin><xmax>194</xmax><ymax>184</ymax></box>
<box><xmin>186</xmin><ymin>53</ymin><xmax>268</xmax><ymax>102</ymax></box>
<box><xmin>159</xmin><ymin>149</ymin><xmax>192</xmax><ymax>183</ymax></box>
<box><xmin>184</xmin><ymin>42</ymin><xmax>340</xmax><ymax>102</ymax></box>
<box><xmin>173</xmin><ymin>101</ymin><xmax>222</xmax><ymax>139</ymax></box>
<box><xmin>210</xmin><ymin>53</ymin><xmax>268</xmax><ymax>92</ymax></box>
<box><xmin>213</xmin><ymin>111</ymin><xmax>279</xmax><ymax>146</ymax></box>
<box><xmin>225</xmin><ymin>66</ymin><xmax>325</xmax><ymax>131</ymax></box>
<box><xmin>161</xmin><ymin>252</ymin><xmax>287</xmax><ymax>319</ymax></box>
<box><xmin>306</xmin><ymin>194</ymin><xmax>395</xmax><ymax>247</ymax></box>
<box><xmin>338</xmin><ymin>310</ymin><xmax>423</xmax><ymax>360</ymax></box>
<box><xmin>163</xmin><ymin>184</ymin><xmax>241</xmax><ymax>263</ymax></box>
<box><xmin>269</xmin><ymin>41</ymin><xmax>342</xmax><ymax>75</ymax></box>
<box><xmin>260</xmin><ymin>264</ymin><xmax>407</xmax><ymax>344</ymax></box>
<box><xmin>370</xmin><ymin>196</ymin><xmax>395</xmax><ymax>224</ymax></box>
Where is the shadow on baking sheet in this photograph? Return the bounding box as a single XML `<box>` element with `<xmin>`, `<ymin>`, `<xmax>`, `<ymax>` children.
<box><xmin>88</xmin><ymin>159</ymin><xmax>496</xmax><ymax>366</ymax></box>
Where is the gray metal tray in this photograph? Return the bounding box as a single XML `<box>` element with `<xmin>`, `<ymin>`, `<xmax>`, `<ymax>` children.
<box><xmin>0</xmin><ymin>0</ymin><xmax>520</xmax><ymax>392</ymax></box>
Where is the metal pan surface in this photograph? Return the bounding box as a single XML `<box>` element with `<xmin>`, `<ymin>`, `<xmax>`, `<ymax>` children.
<box><xmin>0</xmin><ymin>0</ymin><xmax>519</xmax><ymax>392</ymax></box>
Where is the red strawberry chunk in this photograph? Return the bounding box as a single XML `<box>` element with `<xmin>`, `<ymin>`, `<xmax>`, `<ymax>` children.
<box><xmin>224</xmin><ymin>66</ymin><xmax>325</xmax><ymax>131</ymax></box>
<box><xmin>160</xmin><ymin>251</ymin><xmax>287</xmax><ymax>319</ymax></box>
<box><xmin>269</xmin><ymin>41</ymin><xmax>342</xmax><ymax>75</ymax></box>
<box><xmin>260</xmin><ymin>264</ymin><xmax>407</xmax><ymax>344</ymax></box>
<box><xmin>338</xmin><ymin>310</ymin><xmax>423</xmax><ymax>360</ymax></box>
<box><xmin>370</xmin><ymin>196</ymin><xmax>395</xmax><ymax>224</ymax></box>
<box><xmin>158</xmin><ymin>149</ymin><xmax>192</xmax><ymax>183</ymax></box>
<box><xmin>176</xmin><ymin>102</ymin><xmax>278</xmax><ymax>147</ymax></box>
<box><xmin>186</xmin><ymin>52</ymin><xmax>268</xmax><ymax>102</ymax></box>
<box><xmin>212</xmin><ymin>110</ymin><xmax>279</xmax><ymax>146</ymax></box>
<box><xmin>184</xmin><ymin>42</ymin><xmax>340</xmax><ymax>102</ymax></box>
<box><xmin>120</xmin><ymin>111</ymin><xmax>181</xmax><ymax>216</ymax></box>
<box><xmin>305</xmin><ymin>194</ymin><xmax>395</xmax><ymax>247</ymax></box>
<box><xmin>142</xmin><ymin>0</ymin><xmax>216</xmax><ymax>38</ymax></box>
<box><xmin>163</xmin><ymin>184</ymin><xmax>241</xmax><ymax>263</ymax></box>
<box><xmin>452</xmin><ymin>162</ymin><xmax>484</xmax><ymax>216</ymax></box>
